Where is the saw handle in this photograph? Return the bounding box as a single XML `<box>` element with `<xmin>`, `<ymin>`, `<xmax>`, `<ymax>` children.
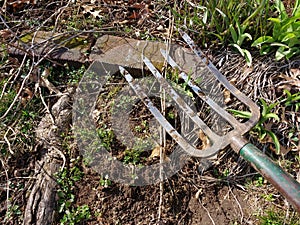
<box><xmin>239</xmin><ymin>143</ymin><xmax>300</xmax><ymax>213</ymax></box>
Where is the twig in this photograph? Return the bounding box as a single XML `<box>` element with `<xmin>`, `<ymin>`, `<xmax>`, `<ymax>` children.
<box><xmin>4</xmin><ymin>126</ymin><xmax>15</xmax><ymax>155</ymax></box>
<box><xmin>52</xmin><ymin>146</ymin><xmax>66</xmax><ymax>172</ymax></box>
<box><xmin>0</xmin><ymin>157</ymin><xmax>11</xmax><ymax>217</ymax></box>
<box><xmin>0</xmin><ymin>53</ymin><xmax>31</xmax><ymax>120</ymax></box>
<box><xmin>198</xmin><ymin>198</ymin><xmax>216</xmax><ymax>225</ymax></box>
<box><xmin>38</xmin><ymin>86</ymin><xmax>55</xmax><ymax>125</ymax></box>
<box><xmin>229</xmin><ymin>184</ymin><xmax>244</xmax><ymax>224</ymax></box>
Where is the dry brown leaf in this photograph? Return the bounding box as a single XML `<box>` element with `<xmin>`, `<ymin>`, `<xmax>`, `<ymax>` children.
<box><xmin>223</xmin><ymin>89</ymin><xmax>231</xmax><ymax>104</ymax></box>
<box><xmin>197</xmin><ymin>129</ymin><xmax>210</xmax><ymax>150</ymax></box>
<box><xmin>149</xmin><ymin>145</ymin><xmax>170</xmax><ymax>162</ymax></box>
<box><xmin>149</xmin><ymin>145</ymin><xmax>161</xmax><ymax>158</ymax></box>
<box><xmin>81</xmin><ymin>5</ymin><xmax>103</xmax><ymax>18</ymax></box>
<box><xmin>0</xmin><ymin>29</ymin><xmax>13</xmax><ymax>40</ymax></box>
<box><xmin>7</xmin><ymin>0</ymin><xmax>37</xmax><ymax>10</ymax></box>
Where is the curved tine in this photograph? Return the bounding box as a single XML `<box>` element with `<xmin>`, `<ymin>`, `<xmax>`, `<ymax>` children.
<box><xmin>143</xmin><ymin>56</ymin><xmax>220</xmax><ymax>141</ymax></box>
<box><xmin>119</xmin><ymin>66</ymin><xmax>221</xmax><ymax>157</ymax></box>
<box><xmin>179</xmin><ymin>30</ymin><xmax>260</xmax><ymax>128</ymax></box>
<box><xmin>160</xmin><ymin>49</ymin><xmax>246</xmax><ymax>131</ymax></box>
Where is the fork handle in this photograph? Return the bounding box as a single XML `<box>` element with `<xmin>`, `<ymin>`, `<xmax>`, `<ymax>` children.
<box><xmin>239</xmin><ymin>143</ymin><xmax>300</xmax><ymax>213</ymax></box>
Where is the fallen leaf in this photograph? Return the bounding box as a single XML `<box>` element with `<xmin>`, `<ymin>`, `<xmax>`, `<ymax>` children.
<box><xmin>0</xmin><ymin>29</ymin><xmax>13</xmax><ymax>40</ymax></box>
<box><xmin>150</xmin><ymin>145</ymin><xmax>161</xmax><ymax>158</ymax></box>
<box><xmin>149</xmin><ymin>145</ymin><xmax>170</xmax><ymax>162</ymax></box>
<box><xmin>197</xmin><ymin>129</ymin><xmax>210</xmax><ymax>150</ymax></box>
<box><xmin>223</xmin><ymin>89</ymin><xmax>231</xmax><ymax>104</ymax></box>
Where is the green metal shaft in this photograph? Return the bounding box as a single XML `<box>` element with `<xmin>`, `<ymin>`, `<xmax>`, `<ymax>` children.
<box><xmin>240</xmin><ymin>143</ymin><xmax>300</xmax><ymax>213</ymax></box>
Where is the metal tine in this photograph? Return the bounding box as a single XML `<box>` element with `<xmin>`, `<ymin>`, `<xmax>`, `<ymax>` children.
<box><xmin>143</xmin><ymin>56</ymin><xmax>220</xmax><ymax>141</ymax></box>
<box><xmin>160</xmin><ymin>49</ymin><xmax>246</xmax><ymax>131</ymax></box>
<box><xmin>119</xmin><ymin>66</ymin><xmax>222</xmax><ymax>157</ymax></box>
<box><xmin>179</xmin><ymin>30</ymin><xmax>260</xmax><ymax>129</ymax></box>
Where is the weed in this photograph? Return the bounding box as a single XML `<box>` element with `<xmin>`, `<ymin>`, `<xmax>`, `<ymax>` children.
<box><xmin>172</xmin><ymin>0</ymin><xmax>270</xmax><ymax>45</ymax></box>
<box><xmin>4</xmin><ymin>205</ymin><xmax>22</xmax><ymax>223</ymax></box>
<box><xmin>49</xmin><ymin>64</ymin><xmax>86</xmax><ymax>85</ymax></box>
<box><xmin>124</xmin><ymin>148</ymin><xmax>142</xmax><ymax>165</ymax></box>
<box><xmin>229</xmin><ymin>20</ymin><xmax>253</xmax><ymax>65</ymax></box>
<box><xmin>97</xmin><ymin>127</ymin><xmax>114</xmax><ymax>150</ymax></box>
<box><xmin>123</xmin><ymin>138</ymin><xmax>153</xmax><ymax>165</ymax></box>
<box><xmin>254</xmin><ymin>175</ymin><xmax>265</xmax><ymax>187</ymax></box>
<box><xmin>258</xmin><ymin>209</ymin><xmax>300</xmax><ymax>225</ymax></box>
<box><xmin>99</xmin><ymin>174</ymin><xmax>112</xmax><ymax>188</ymax></box>
<box><xmin>60</xmin><ymin>205</ymin><xmax>91</xmax><ymax>225</ymax></box>
<box><xmin>229</xmin><ymin>99</ymin><xmax>280</xmax><ymax>153</ymax></box>
<box><xmin>56</xmin><ymin>165</ymin><xmax>90</xmax><ymax>225</ymax></box>
<box><xmin>252</xmin><ymin>0</ymin><xmax>300</xmax><ymax>60</ymax></box>
<box><xmin>281</xmin><ymin>90</ymin><xmax>300</xmax><ymax>112</ymax></box>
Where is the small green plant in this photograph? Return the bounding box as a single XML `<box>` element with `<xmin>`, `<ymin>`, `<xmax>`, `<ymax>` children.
<box><xmin>67</xmin><ymin>65</ymin><xmax>86</xmax><ymax>84</ymax></box>
<box><xmin>254</xmin><ymin>175</ymin><xmax>265</xmax><ymax>187</ymax></box>
<box><xmin>229</xmin><ymin>98</ymin><xmax>280</xmax><ymax>153</ymax></box>
<box><xmin>229</xmin><ymin>20</ymin><xmax>252</xmax><ymax>65</ymax></box>
<box><xmin>97</xmin><ymin>127</ymin><xmax>114</xmax><ymax>150</ymax></box>
<box><xmin>262</xmin><ymin>193</ymin><xmax>275</xmax><ymax>202</ymax></box>
<box><xmin>99</xmin><ymin>175</ymin><xmax>112</xmax><ymax>188</ymax></box>
<box><xmin>124</xmin><ymin>148</ymin><xmax>142</xmax><ymax>165</ymax></box>
<box><xmin>282</xmin><ymin>90</ymin><xmax>300</xmax><ymax>112</ymax></box>
<box><xmin>222</xmin><ymin>168</ymin><xmax>230</xmax><ymax>178</ymax></box>
<box><xmin>252</xmin><ymin>0</ymin><xmax>300</xmax><ymax>60</ymax></box>
<box><xmin>258</xmin><ymin>209</ymin><xmax>300</xmax><ymax>225</ymax></box>
<box><xmin>123</xmin><ymin>138</ymin><xmax>153</xmax><ymax>165</ymax></box>
<box><xmin>56</xmin><ymin>165</ymin><xmax>88</xmax><ymax>225</ymax></box>
<box><xmin>60</xmin><ymin>205</ymin><xmax>91</xmax><ymax>225</ymax></box>
<box><xmin>4</xmin><ymin>205</ymin><xmax>22</xmax><ymax>223</ymax></box>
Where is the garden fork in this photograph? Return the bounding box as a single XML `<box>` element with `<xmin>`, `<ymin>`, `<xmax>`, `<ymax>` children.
<box><xmin>119</xmin><ymin>31</ymin><xmax>300</xmax><ymax>213</ymax></box>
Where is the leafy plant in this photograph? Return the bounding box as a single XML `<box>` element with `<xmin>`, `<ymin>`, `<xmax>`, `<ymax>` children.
<box><xmin>97</xmin><ymin>127</ymin><xmax>114</xmax><ymax>150</ymax></box>
<box><xmin>56</xmin><ymin>165</ymin><xmax>89</xmax><ymax>225</ymax></box>
<box><xmin>172</xmin><ymin>0</ymin><xmax>270</xmax><ymax>46</ymax></box>
<box><xmin>229</xmin><ymin>99</ymin><xmax>281</xmax><ymax>153</ymax></box>
<box><xmin>60</xmin><ymin>205</ymin><xmax>91</xmax><ymax>225</ymax></box>
<box><xmin>229</xmin><ymin>20</ymin><xmax>252</xmax><ymax>65</ymax></box>
<box><xmin>99</xmin><ymin>175</ymin><xmax>112</xmax><ymax>188</ymax></box>
<box><xmin>258</xmin><ymin>210</ymin><xmax>300</xmax><ymax>225</ymax></box>
<box><xmin>282</xmin><ymin>90</ymin><xmax>300</xmax><ymax>112</ymax></box>
<box><xmin>124</xmin><ymin>148</ymin><xmax>142</xmax><ymax>165</ymax></box>
<box><xmin>252</xmin><ymin>0</ymin><xmax>300</xmax><ymax>60</ymax></box>
<box><xmin>254</xmin><ymin>175</ymin><xmax>265</xmax><ymax>187</ymax></box>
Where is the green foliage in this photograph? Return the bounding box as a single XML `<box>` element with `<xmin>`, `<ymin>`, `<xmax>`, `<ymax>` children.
<box><xmin>124</xmin><ymin>148</ymin><xmax>142</xmax><ymax>165</ymax></box>
<box><xmin>4</xmin><ymin>205</ymin><xmax>22</xmax><ymax>223</ymax></box>
<box><xmin>252</xmin><ymin>0</ymin><xmax>300</xmax><ymax>60</ymax></box>
<box><xmin>229</xmin><ymin>99</ymin><xmax>280</xmax><ymax>153</ymax></box>
<box><xmin>258</xmin><ymin>210</ymin><xmax>300</xmax><ymax>225</ymax></box>
<box><xmin>56</xmin><ymin>165</ymin><xmax>90</xmax><ymax>225</ymax></box>
<box><xmin>67</xmin><ymin>65</ymin><xmax>86</xmax><ymax>84</ymax></box>
<box><xmin>282</xmin><ymin>90</ymin><xmax>300</xmax><ymax>112</ymax></box>
<box><xmin>123</xmin><ymin>139</ymin><xmax>152</xmax><ymax>165</ymax></box>
<box><xmin>253</xmin><ymin>175</ymin><xmax>265</xmax><ymax>187</ymax></box>
<box><xmin>99</xmin><ymin>175</ymin><xmax>112</xmax><ymax>188</ymax></box>
<box><xmin>229</xmin><ymin>20</ymin><xmax>252</xmax><ymax>65</ymax></box>
<box><xmin>97</xmin><ymin>127</ymin><xmax>114</xmax><ymax>150</ymax></box>
<box><xmin>60</xmin><ymin>205</ymin><xmax>91</xmax><ymax>225</ymax></box>
<box><xmin>172</xmin><ymin>0</ymin><xmax>270</xmax><ymax>46</ymax></box>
